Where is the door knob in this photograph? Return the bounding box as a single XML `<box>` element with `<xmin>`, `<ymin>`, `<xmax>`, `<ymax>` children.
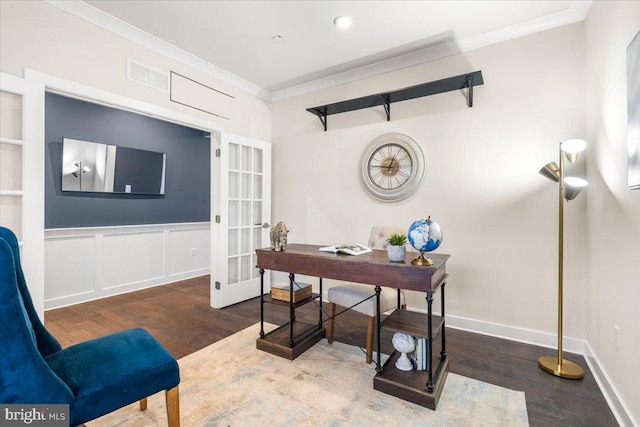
<box><xmin>262</xmin><ymin>222</ymin><xmax>270</xmax><ymax>229</ymax></box>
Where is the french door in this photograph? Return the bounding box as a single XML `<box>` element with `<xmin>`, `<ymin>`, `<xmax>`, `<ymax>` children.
<box><xmin>211</xmin><ymin>132</ymin><xmax>271</xmax><ymax>308</ymax></box>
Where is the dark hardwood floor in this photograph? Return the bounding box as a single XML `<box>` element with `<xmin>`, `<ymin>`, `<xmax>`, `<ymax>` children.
<box><xmin>45</xmin><ymin>275</ymin><xmax>618</xmax><ymax>426</ymax></box>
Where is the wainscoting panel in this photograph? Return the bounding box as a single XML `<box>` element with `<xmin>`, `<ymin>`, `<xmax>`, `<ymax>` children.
<box><xmin>44</xmin><ymin>222</ymin><xmax>210</xmax><ymax>309</ymax></box>
<box><xmin>168</xmin><ymin>227</ymin><xmax>210</xmax><ymax>277</ymax></box>
<box><xmin>45</xmin><ymin>235</ymin><xmax>96</xmax><ymax>302</ymax></box>
<box><xmin>103</xmin><ymin>231</ymin><xmax>165</xmax><ymax>289</ymax></box>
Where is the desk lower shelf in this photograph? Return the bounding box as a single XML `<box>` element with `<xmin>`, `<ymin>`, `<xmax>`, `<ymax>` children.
<box><xmin>374</xmin><ymin>352</ymin><xmax>449</xmax><ymax>410</ymax></box>
<box><xmin>256</xmin><ymin>321</ymin><xmax>325</xmax><ymax>360</ymax></box>
<box><xmin>381</xmin><ymin>309</ymin><xmax>443</xmax><ymax>338</ymax></box>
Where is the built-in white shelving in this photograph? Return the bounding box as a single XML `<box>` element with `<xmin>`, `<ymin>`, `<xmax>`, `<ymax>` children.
<box><xmin>0</xmin><ymin>137</ymin><xmax>24</xmax><ymax>146</ymax></box>
<box><xmin>0</xmin><ymin>190</ymin><xmax>24</xmax><ymax>196</ymax></box>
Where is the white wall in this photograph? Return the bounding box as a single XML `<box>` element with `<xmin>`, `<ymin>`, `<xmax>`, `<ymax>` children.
<box><xmin>585</xmin><ymin>2</ymin><xmax>640</xmax><ymax>425</ymax></box>
<box><xmin>272</xmin><ymin>23</ymin><xmax>588</xmax><ymax>343</ymax></box>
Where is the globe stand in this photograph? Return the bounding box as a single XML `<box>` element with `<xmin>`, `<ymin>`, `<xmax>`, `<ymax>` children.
<box><xmin>411</xmin><ymin>252</ymin><xmax>434</xmax><ymax>266</ymax></box>
<box><xmin>395</xmin><ymin>351</ymin><xmax>414</xmax><ymax>371</ymax></box>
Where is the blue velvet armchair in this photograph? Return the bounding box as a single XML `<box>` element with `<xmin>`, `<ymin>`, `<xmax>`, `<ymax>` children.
<box><xmin>0</xmin><ymin>227</ymin><xmax>180</xmax><ymax>426</ymax></box>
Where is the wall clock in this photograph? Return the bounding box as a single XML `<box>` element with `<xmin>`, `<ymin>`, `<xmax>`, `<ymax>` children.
<box><xmin>359</xmin><ymin>133</ymin><xmax>426</xmax><ymax>202</ymax></box>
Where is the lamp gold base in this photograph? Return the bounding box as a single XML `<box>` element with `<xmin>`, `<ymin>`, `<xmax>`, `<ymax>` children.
<box><xmin>411</xmin><ymin>253</ymin><xmax>434</xmax><ymax>266</ymax></box>
<box><xmin>538</xmin><ymin>356</ymin><xmax>584</xmax><ymax>379</ymax></box>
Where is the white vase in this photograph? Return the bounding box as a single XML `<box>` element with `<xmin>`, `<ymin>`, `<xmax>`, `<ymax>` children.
<box><xmin>387</xmin><ymin>245</ymin><xmax>406</xmax><ymax>262</ymax></box>
<box><xmin>392</xmin><ymin>332</ymin><xmax>416</xmax><ymax>371</ymax></box>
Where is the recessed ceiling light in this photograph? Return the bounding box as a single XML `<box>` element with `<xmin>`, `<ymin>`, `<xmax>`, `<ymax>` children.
<box><xmin>333</xmin><ymin>15</ymin><xmax>352</xmax><ymax>29</ymax></box>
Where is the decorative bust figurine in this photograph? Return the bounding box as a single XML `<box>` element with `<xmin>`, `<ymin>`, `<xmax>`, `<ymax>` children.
<box><xmin>270</xmin><ymin>222</ymin><xmax>289</xmax><ymax>251</ymax></box>
<box><xmin>392</xmin><ymin>332</ymin><xmax>415</xmax><ymax>371</ymax></box>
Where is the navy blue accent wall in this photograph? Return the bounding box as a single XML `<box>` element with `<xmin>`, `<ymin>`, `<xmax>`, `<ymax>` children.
<box><xmin>45</xmin><ymin>93</ymin><xmax>210</xmax><ymax>228</ymax></box>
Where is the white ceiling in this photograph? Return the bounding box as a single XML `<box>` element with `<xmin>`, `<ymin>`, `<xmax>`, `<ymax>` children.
<box><xmin>58</xmin><ymin>1</ymin><xmax>592</xmax><ymax>101</ymax></box>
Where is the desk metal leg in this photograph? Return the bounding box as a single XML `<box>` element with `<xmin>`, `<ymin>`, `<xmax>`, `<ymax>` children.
<box><xmin>259</xmin><ymin>268</ymin><xmax>265</xmax><ymax>338</ymax></box>
<box><xmin>375</xmin><ymin>285</ymin><xmax>382</xmax><ymax>374</ymax></box>
<box><xmin>426</xmin><ymin>291</ymin><xmax>434</xmax><ymax>392</ymax></box>
<box><xmin>319</xmin><ymin>277</ymin><xmax>323</xmax><ymax>330</ymax></box>
<box><xmin>289</xmin><ymin>273</ymin><xmax>295</xmax><ymax>347</ymax></box>
<box><xmin>441</xmin><ymin>282</ymin><xmax>447</xmax><ymax>360</ymax></box>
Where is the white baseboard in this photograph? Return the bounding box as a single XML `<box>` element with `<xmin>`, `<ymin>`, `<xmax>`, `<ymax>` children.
<box><xmin>584</xmin><ymin>343</ymin><xmax>638</xmax><ymax>427</ymax></box>
<box><xmin>44</xmin><ymin>270</ymin><xmax>209</xmax><ymax>310</ymax></box>
<box><xmin>443</xmin><ymin>312</ymin><xmax>586</xmax><ymax>355</ymax></box>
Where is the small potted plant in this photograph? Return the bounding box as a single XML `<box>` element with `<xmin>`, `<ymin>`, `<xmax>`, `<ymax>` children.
<box><xmin>386</xmin><ymin>233</ymin><xmax>407</xmax><ymax>262</ymax></box>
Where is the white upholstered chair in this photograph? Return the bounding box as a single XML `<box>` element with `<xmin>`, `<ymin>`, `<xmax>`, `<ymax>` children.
<box><xmin>326</xmin><ymin>226</ymin><xmax>406</xmax><ymax>363</ymax></box>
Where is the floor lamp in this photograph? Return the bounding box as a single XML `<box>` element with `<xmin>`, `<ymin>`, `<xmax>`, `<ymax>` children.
<box><xmin>538</xmin><ymin>139</ymin><xmax>587</xmax><ymax>380</ymax></box>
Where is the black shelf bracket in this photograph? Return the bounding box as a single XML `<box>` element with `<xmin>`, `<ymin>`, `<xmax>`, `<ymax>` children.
<box><xmin>307</xmin><ymin>108</ymin><xmax>328</xmax><ymax>131</ymax></box>
<box><xmin>306</xmin><ymin>70</ymin><xmax>483</xmax><ymax>131</ymax></box>
<box><xmin>318</xmin><ymin>111</ymin><xmax>327</xmax><ymax>131</ymax></box>
<box><xmin>381</xmin><ymin>95</ymin><xmax>391</xmax><ymax>121</ymax></box>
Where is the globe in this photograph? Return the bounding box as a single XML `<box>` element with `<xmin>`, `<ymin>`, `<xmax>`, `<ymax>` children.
<box><xmin>407</xmin><ymin>217</ymin><xmax>443</xmax><ymax>266</ymax></box>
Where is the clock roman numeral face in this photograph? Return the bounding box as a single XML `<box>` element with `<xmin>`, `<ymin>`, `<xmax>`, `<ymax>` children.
<box><xmin>367</xmin><ymin>143</ymin><xmax>414</xmax><ymax>190</ymax></box>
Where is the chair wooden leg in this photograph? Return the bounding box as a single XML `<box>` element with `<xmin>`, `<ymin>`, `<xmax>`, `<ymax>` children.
<box><xmin>165</xmin><ymin>386</ymin><xmax>180</xmax><ymax>427</ymax></box>
<box><xmin>366</xmin><ymin>316</ymin><xmax>375</xmax><ymax>364</ymax></box>
<box><xmin>327</xmin><ymin>302</ymin><xmax>336</xmax><ymax>344</ymax></box>
<box><xmin>139</xmin><ymin>397</ymin><xmax>148</xmax><ymax>411</ymax></box>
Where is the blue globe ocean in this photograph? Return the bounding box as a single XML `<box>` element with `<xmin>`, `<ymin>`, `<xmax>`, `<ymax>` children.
<box><xmin>408</xmin><ymin>218</ymin><xmax>443</xmax><ymax>253</ymax></box>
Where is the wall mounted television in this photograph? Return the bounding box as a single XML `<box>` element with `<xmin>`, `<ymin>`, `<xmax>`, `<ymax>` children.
<box><xmin>61</xmin><ymin>138</ymin><xmax>166</xmax><ymax>195</ymax></box>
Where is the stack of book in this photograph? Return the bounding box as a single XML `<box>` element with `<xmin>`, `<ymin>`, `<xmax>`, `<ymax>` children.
<box><xmin>411</xmin><ymin>337</ymin><xmax>429</xmax><ymax>371</ymax></box>
<box><xmin>270</xmin><ymin>282</ymin><xmax>312</xmax><ymax>303</ymax></box>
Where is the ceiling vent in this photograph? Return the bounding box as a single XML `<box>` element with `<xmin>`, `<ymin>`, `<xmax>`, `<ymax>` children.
<box><xmin>127</xmin><ymin>58</ymin><xmax>169</xmax><ymax>92</ymax></box>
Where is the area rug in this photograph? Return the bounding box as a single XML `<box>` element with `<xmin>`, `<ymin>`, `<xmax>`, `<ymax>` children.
<box><xmin>87</xmin><ymin>323</ymin><xmax>529</xmax><ymax>426</ymax></box>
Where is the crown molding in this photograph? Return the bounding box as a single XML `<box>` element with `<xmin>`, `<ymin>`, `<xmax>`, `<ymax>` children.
<box><xmin>270</xmin><ymin>0</ymin><xmax>592</xmax><ymax>101</ymax></box>
<box><xmin>45</xmin><ymin>0</ymin><xmax>591</xmax><ymax>103</ymax></box>
<box><xmin>44</xmin><ymin>0</ymin><xmax>268</xmax><ymax>101</ymax></box>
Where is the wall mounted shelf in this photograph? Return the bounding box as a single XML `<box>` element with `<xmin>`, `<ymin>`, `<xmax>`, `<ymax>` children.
<box><xmin>306</xmin><ymin>70</ymin><xmax>484</xmax><ymax>131</ymax></box>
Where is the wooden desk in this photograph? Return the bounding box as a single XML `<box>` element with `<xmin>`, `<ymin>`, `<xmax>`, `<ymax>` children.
<box><xmin>255</xmin><ymin>243</ymin><xmax>450</xmax><ymax>409</ymax></box>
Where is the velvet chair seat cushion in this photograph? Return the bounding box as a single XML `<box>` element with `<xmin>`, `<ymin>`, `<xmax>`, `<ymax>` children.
<box><xmin>45</xmin><ymin>328</ymin><xmax>179</xmax><ymax>426</ymax></box>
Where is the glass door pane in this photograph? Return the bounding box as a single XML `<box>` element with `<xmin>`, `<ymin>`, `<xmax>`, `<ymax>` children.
<box><xmin>227</xmin><ymin>142</ymin><xmax>267</xmax><ymax>285</ymax></box>
<box><xmin>214</xmin><ymin>131</ymin><xmax>271</xmax><ymax>309</ymax></box>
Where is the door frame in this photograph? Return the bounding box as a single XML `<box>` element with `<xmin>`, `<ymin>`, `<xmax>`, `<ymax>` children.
<box><xmin>22</xmin><ymin>69</ymin><xmax>225</xmax><ymax>315</ymax></box>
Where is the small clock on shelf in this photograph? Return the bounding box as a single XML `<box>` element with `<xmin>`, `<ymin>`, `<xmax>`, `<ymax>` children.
<box><xmin>359</xmin><ymin>133</ymin><xmax>426</xmax><ymax>202</ymax></box>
